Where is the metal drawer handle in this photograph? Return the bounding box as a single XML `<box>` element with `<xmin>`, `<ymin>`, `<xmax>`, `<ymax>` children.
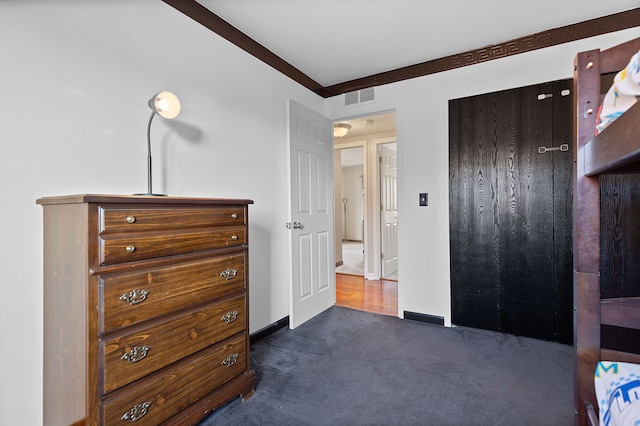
<box><xmin>125</xmin><ymin>245</ymin><xmax>136</xmax><ymax>253</ymax></box>
<box><xmin>120</xmin><ymin>289</ymin><xmax>149</xmax><ymax>305</ymax></box>
<box><xmin>221</xmin><ymin>353</ymin><xmax>239</xmax><ymax>367</ymax></box>
<box><xmin>125</xmin><ymin>215</ymin><xmax>136</xmax><ymax>223</ymax></box>
<box><xmin>121</xmin><ymin>345</ymin><xmax>151</xmax><ymax>363</ymax></box>
<box><xmin>122</xmin><ymin>401</ymin><xmax>151</xmax><ymax>422</ymax></box>
<box><xmin>231</xmin><ymin>235</ymin><xmax>238</xmax><ymax>241</ymax></box>
<box><xmin>221</xmin><ymin>311</ymin><xmax>239</xmax><ymax>324</ymax></box>
<box><xmin>230</xmin><ymin>213</ymin><xmax>238</xmax><ymax>219</ymax></box>
<box><xmin>220</xmin><ymin>268</ymin><xmax>238</xmax><ymax>281</ymax></box>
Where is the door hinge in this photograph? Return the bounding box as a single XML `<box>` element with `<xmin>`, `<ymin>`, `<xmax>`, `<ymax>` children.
<box><xmin>381</xmin><ymin>253</ymin><xmax>384</xmax><ymax>260</ymax></box>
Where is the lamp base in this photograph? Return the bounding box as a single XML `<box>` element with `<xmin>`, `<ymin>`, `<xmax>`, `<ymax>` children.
<box><xmin>133</xmin><ymin>193</ymin><xmax>168</xmax><ymax>197</ymax></box>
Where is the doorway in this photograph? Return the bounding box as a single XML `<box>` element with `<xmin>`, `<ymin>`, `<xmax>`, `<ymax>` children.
<box><xmin>333</xmin><ymin>112</ymin><xmax>398</xmax><ymax>315</ymax></box>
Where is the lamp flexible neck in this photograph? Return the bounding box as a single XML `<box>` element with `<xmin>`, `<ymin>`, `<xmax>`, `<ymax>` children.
<box><xmin>146</xmin><ymin>111</ymin><xmax>157</xmax><ymax>194</ymax></box>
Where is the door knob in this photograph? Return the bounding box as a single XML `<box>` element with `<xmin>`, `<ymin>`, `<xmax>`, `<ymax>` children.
<box><xmin>286</xmin><ymin>222</ymin><xmax>303</xmax><ymax>229</ymax></box>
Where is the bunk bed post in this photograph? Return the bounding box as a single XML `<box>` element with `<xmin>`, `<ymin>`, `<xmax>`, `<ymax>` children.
<box><xmin>573</xmin><ymin>49</ymin><xmax>602</xmax><ymax>425</ymax></box>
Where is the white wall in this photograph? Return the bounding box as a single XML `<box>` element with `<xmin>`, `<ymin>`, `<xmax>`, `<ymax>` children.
<box><xmin>1</xmin><ymin>2</ymin><xmax>638</xmax><ymax>424</ymax></box>
<box><xmin>325</xmin><ymin>27</ymin><xmax>640</xmax><ymax>324</ymax></box>
<box><xmin>0</xmin><ymin>2</ymin><xmax>322</xmax><ymax>425</ymax></box>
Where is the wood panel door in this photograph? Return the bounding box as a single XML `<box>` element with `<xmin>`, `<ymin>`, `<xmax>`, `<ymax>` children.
<box><xmin>449</xmin><ymin>81</ymin><xmax>573</xmax><ymax>343</ymax></box>
<box><xmin>380</xmin><ymin>144</ymin><xmax>398</xmax><ymax>278</ymax></box>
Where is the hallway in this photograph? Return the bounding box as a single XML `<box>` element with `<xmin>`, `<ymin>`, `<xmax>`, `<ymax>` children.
<box><xmin>335</xmin><ymin>241</ymin><xmax>398</xmax><ymax>316</ymax></box>
<box><xmin>336</xmin><ymin>274</ymin><xmax>397</xmax><ymax>316</ymax></box>
<box><xmin>335</xmin><ymin>241</ymin><xmax>364</xmax><ymax>275</ymax></box>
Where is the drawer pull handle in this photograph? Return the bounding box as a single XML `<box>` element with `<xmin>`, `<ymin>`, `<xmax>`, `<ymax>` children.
<box><xmin>121</xmin><ymin>401</ymin><xmax>151</xmax><ymax>422</ymax></box>
<box><xmin>221</xmin><ymin>311</ymin><xmax>239</xmax><ymax>324</ymax></box>
<box><xmin>121</xmin><ymin>345</ymin><xmax>151</xmax><ymax>363</ymax></box>
<box><xmin>120</xmin><ymin>289</ymin><xmax>149</xmax><ymax>305</ymax></box>
<box><xmin>125</xmin><ymin>245</ymin><xmax>136</xmax><ymax>253</ymax></box>
<box><xmin>125</xmin><ymin>215</ymin><xmax>136</xmax><ymax>223</ymax></box>
<box><xmin>231</xmin><ymin>235</ymin><xmax>238</xmax><ymax>241</ymax></box>
<box><xmin>231</xmin><ymin>213</ymin><xmax>238</xmax><ymax>219</ymax></box>
<box><xmin>220</xmin><ymin>268</ymin><xmax>238</xmax><ymax>280</ymax></box>
<box><xmin>221</xmin><ymin>353</ymin><xmax>239</xmax><ymax>367</ymax></box>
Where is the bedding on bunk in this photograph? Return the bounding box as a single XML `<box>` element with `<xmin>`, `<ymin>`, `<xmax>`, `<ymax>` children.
<box><xmin>594</xmin><ymin>361</ymin><xmax>640</xmax><ymax>426</ymax></box>
<box><xmin>595</xmin><ymin>49</ymin><xmax>640</xmax><ymax>135</ymax></box>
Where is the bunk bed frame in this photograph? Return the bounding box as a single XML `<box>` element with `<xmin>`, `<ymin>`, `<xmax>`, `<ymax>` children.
<box><xmin>573</xmin><ymin>36</ymin><xmax>640</xmax><ymax>425</ymax></box>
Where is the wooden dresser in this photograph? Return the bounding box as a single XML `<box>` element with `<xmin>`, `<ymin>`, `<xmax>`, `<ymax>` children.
<box><xmin>37</xmin><ymin>194</ymin><xmax>256</xmax><ymax>425</ymax></box>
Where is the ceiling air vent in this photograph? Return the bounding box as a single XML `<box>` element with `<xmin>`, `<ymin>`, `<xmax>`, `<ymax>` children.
<box><xmin>360</xmin><ymin>87</ymin><xmax>375</xmax><ymax>103</ymax></box>
<box><xmin>344</xmin><ymin>91</ymin><xmax>359</xmax><ymax>106</ymax></box>
<box><xmin>344</xmin><ymin>87</ymin><xmax>375</xmax><ymax>106</ymax></box>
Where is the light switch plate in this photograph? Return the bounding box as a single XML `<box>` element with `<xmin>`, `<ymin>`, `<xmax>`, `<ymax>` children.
<box><xmin>420</xmin><ymin>193</ymin><xmax>428</xmax><ymax>206</ymax></box>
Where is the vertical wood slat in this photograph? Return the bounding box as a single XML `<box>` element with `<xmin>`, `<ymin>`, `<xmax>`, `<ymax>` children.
<box><xmin>498</xmin><ymin>84</ymin><xmax>556</xmax><ymax>340</ymax></box>
<box><xmin>573</xmin><ymin>50</ymin><xmax>601</xmax><ymax>274</ymax></box>
<box><xmin>552</xmin><ymin>80</ymin><xmax>575</xmax><ymax>344</ymax></box>
<box><xmin>572</xmin><ymin>49</ymin><xmax>601</xmax><ymax>425</ymax></box>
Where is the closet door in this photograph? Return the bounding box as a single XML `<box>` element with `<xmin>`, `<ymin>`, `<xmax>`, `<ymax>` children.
<box><xmin>449</xmin><ymin>81</ymin><xmax>573</xmax><ymax>343</ymax></box>
<box><xmin>550</xmin><ymin>80</ymin><xmax>574</xmax><ymax>344</ymax></box>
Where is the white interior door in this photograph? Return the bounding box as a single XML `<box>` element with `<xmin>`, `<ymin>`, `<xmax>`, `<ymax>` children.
<box><xmin>287</xmin><ymin>99</ymin><xmax>335</xmax><ymax>329</ymax></box>
<box><xmin>380</xmin><ymin>144</ymin><xmax>398</xmax><ymax>277</ymax></box>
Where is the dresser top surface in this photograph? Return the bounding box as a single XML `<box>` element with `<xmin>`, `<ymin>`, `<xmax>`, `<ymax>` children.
<box><xmin>36</xmin><ymin>194</ymin><xmax>254</xmax><ymax>206</ymax></box>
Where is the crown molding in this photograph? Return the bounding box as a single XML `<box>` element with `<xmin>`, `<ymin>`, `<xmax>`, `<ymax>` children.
<box><xmin>162</xmin><ymin>2</ymin><xmax>639</xmax><ymax>98</ymax></box>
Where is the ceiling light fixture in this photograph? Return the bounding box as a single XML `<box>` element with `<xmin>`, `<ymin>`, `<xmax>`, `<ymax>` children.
<box><xmin>334</xmin><ymin>123</ymin><xmax>351</xmax><ymax>138</ymax></box>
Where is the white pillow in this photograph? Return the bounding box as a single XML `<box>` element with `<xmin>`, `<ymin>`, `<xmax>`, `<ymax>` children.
<box><xmin>594</xmin><ymin>361</ymin><xmax>640</xmax><ymax>426</ymax></box>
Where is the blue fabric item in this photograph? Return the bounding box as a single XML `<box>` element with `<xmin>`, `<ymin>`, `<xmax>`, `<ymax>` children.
<box><xmin>595</xmin><ymin>361</ymin><xmax>640</xmax><ymax>426</ymax></box>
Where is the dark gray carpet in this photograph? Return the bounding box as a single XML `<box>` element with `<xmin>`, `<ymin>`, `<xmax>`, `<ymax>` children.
<box><xmin>200</xmin><ymin>306</ymin><xmax>574</xmax><ymax>425</ymax></box>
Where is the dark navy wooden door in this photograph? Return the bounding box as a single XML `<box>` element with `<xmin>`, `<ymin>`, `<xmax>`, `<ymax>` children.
<box><xmin>449</xmin><ymin>80</ymin><xmax>573</xmax><ymax>344</ymax></box>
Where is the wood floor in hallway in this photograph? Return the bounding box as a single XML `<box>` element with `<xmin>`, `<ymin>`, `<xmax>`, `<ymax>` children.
<box><xmin>336</xmin><ymin>273</ymin><xmax>398</xmax><ymax>316</ymax></box>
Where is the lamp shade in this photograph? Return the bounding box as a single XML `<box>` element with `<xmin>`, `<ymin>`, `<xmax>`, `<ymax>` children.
<box><xmin>148</xmin><ymin>91</ymin><xmax>181</xmax><ymax>119</ymax></box>
<box><xmin>334</xmin><ymin>123</ymin><xmax>351</xmax><ymax>138</ymax></box>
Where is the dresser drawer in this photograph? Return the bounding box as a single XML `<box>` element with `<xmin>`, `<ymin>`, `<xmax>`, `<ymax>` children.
<box><xmin>102</xmin><ymin>296</ymin><xmax>245</xmax><ymax>393</ymax></box>
<box><xmin>101</xmin><ymin>253</ymin><xmax>246</xmax><ymax>332</ymax></box>
<box><xmin>99</xmin><ymin>206</ymin><xmax>245</xmax><ymax>234</ymax></box>
<box><xmin>102</xmin><ymin>334</ymin><xmax>246</xmax><ymax>425</ymax></box>
<box><xmin>99</xmin><ymin>226</ymin><xmax>245</xmax><ymax>265</ymax></box>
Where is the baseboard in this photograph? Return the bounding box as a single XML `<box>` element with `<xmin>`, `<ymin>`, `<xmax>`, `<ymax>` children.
<box><xmin>404</xmin><ymin>311</ymin><xmax>444</xmax><ymax>326</ymax></box>
<box><xmin>250</xmin><ymin>316</ymin><xmax>289</xmax><ymax>344</ymax></box>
